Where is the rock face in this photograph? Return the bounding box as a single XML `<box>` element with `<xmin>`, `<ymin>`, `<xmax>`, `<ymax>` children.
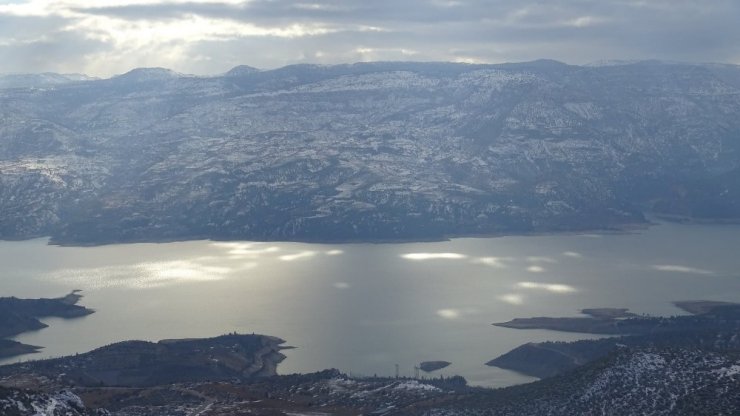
<box><xmin>2</xmin><ymin>60</ymin><xmax>740</xmax><ymax>244</ymax></box>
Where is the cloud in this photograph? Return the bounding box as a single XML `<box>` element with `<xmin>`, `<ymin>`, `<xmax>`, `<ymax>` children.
<box><xmin>0</xmin><ymin>13</ymin><xmax>109</xmax><ymax>73</ymax></box>
<box><xmin>1</xmin><ymin>0</ymin><xmax>739</xmax><ymax>76</ymax></box>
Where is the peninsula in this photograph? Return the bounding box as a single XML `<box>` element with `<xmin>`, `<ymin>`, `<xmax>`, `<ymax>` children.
<box><xmin>0</xmin><ymin>291</ymin><xmax>94</xmax><ymax>358</ymax></box>
<box><xmin>488</xmin><ymin>301</ymin><xmax>740</xmax><ymax>378</ymax></box>
<box><xmin>0</xmin><ymin>333</ymin><xmax>289</xmax><ymax>387</ymax></box>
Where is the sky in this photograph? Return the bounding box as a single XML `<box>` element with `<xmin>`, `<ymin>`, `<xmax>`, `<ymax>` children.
<box><xmin>0</xmin><ymin>0</ymin><xmax>739</xmax><ymax>77</ymax></box>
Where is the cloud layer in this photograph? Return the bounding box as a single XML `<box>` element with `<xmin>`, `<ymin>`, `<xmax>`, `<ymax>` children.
<box><xmin>1</xmin><ymin>0</ymin><xmax>739</xmax><ymax>76</ymax></box>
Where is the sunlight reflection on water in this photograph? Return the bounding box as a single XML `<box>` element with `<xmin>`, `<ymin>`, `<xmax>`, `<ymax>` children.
<box><xmin>279</xmin><ymin>250</ymin><xmax>317</xmax><ymax>261</ymax></box>
<box><xmin>651</xmin><ymin>264</ymin><xmax>714</xmax><ymax>275</ymax></box>
<box><xmin>401</xmin><ymin>252</ymin><xmax>468</xmax><ymax>260</ymax></box>
<box><xmin>8</xmin><ymin>222</ymin><xmax>737</xmax><ymax>388</ymax></box>
<box><xmin>517</xmin><ymin>281</ymin><xmax>577</xmax><ymax>293</ymax></box>
<box><xmin>472</xmin><ymin>256</ymin><xmax>511</xmax><ymax>268</ymax></box>
<box><xmin>498</xmin><ymin>294</ymin><xmax>524</xmax><ymax>305</ymax></box>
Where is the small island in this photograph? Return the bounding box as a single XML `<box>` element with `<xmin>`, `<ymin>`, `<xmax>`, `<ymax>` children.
<box><xmin>419</xmin><ymin>361</ymin><xmax>451</xmax><ymax>372</ymax></box>
<box><xmin>0</xmin><ymin>291</ymin><xmax>95</xmax><ymax>359</ymax></box>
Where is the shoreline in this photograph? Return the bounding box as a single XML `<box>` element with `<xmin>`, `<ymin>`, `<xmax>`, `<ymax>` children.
<box><xmin>0</xmin><ymin>333</ymin><xmax>290</xmax><ymax>386</ymax></box>
<box><xmin>0</xmin><ymin>292</ymin><xmax>95</xmax><ymax>360</ymax></box>
<box><xmin>5</xmin><ymin>213</ymin><xmax>740</xmax><ymax>248</ymax></box>
<box><xmin>0</xmin><ymin>221</ymin><xmax>662</xmax><ymax>248</ymax></box>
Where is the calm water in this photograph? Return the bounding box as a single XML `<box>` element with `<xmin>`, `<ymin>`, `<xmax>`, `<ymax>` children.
<box><xmin>1</xmin><ymin>222</ymin><xmax>739</xmax><ymax>387</ymax></box>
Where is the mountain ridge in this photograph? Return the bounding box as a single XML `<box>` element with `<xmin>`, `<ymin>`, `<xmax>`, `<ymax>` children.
<box><xmin>1</xmin><ymin>60</ymin><xmax>739</xmax><ymax>245</ymax></box>
<box><xmin>10</xmin><ymin>59</ymin><xmax>740</xmax><ymax>82</ymax></box>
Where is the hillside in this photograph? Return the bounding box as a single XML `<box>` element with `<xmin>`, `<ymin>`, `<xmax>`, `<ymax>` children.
<box><xmin>406</xmin><ymin>347</ymin><xmax>740</xmax><ymax>416</ymax></box>
<box><xmin>0</xmin><ymin>334</ymin><xmax>288</xmax><ymax>388</ymax></box>
<box><xmin>2</xmin><ymin>61</ymin><xmax>740</xmax><ymax>244</ymax></box>
<box><xmin>0</xmin><ymin>387</ymin><xmax>103</xmax><ymax>416</ymax></box>
<box><xmin>487</xmin><ymin>303</ymin><xmax>740</xmax><ymax>378</ymax></box>
<box><xmin>2</xmin><ymin>344</ymin><xmax>737</xmax><ymax>415</ymax></box>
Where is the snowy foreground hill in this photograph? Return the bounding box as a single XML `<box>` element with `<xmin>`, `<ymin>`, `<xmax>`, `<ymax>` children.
<box><xmin>0</xmin><ymin>387</ymin><xmax>105</xmax><ymax>415</ymax></box>
<box><xmin>418</xmin><ymin>348</ymin><xmax>740</xmax><ymax>416</ymax></box>
<box><xmin>2</xmin><ymin>60</ymin><xmax>740</xmax><ymax>244</ymax></box>
<box><xmin>1</xmin><ymin>347</ymin><xmax>737</xmax><ymax>415</ymax></box>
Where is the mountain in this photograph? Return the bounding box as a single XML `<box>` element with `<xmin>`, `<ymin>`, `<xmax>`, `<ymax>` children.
<box><xmin>224</xmin><ymin>65</ymin><xmax>261</xmax><ymax>77</ymax></box>
<box><xmin>110</xmin><ymin>67</ymin><xmax>186</xmax><ymax>82</ymax></box>
<box><xmin>0</xmin><ymin>73</ymin><xmax>96</xmax><ymax>89</ymax></box>
<box><xmin>1</xmin><ymin>60</ymin><xmax>740</xmax><ymax>244</ymax></box>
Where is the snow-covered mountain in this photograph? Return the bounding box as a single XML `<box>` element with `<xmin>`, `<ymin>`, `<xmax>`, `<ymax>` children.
<box><xmin>1</xmin><ymin>60</ymin><xmax>740</xmax><ymax>244</ymax></box>
<box><xmin>0</xmin><ymin>73</ymin><xmax>96</xmax><ymax>89</ymax></box>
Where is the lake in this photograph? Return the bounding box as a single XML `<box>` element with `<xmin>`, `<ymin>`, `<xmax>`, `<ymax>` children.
<box><xmin>1</xmin><ymin>222</ymin><xmax>739</xmax><ymax>387</ymax></box>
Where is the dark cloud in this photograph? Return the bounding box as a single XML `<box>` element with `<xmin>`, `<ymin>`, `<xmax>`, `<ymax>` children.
<box><xmin>0</xmin><ymin>0</ymin><xmax>739</xmax><ymax>76</ymax></box>
<box><xmin>73</xmin><ymin>0</ymin><xmax>495</xmax><ymax>25</ymax></box>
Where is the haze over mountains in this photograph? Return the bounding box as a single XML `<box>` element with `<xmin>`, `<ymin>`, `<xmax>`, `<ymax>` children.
<box><xmin>2</xmin><ymin>60</ymin><xmax>740</xmax><ymax>244</ymax></box>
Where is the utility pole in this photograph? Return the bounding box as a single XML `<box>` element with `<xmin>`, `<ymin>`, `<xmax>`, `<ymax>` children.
<box><xmin>414</xmin><ymin>366</ymin><xmax>420</xmax><ymax>379</ymax></box>
<box><xmin>395</xmin><ymin>364</ymin><xmax>399</xmax><ymax>379</ymax></box>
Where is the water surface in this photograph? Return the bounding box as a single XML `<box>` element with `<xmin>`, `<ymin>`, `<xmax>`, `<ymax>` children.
<box><xmin>1</xmin><ymin>222</ymin><xmax>738</xmax><ymax>387</ymax></box>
